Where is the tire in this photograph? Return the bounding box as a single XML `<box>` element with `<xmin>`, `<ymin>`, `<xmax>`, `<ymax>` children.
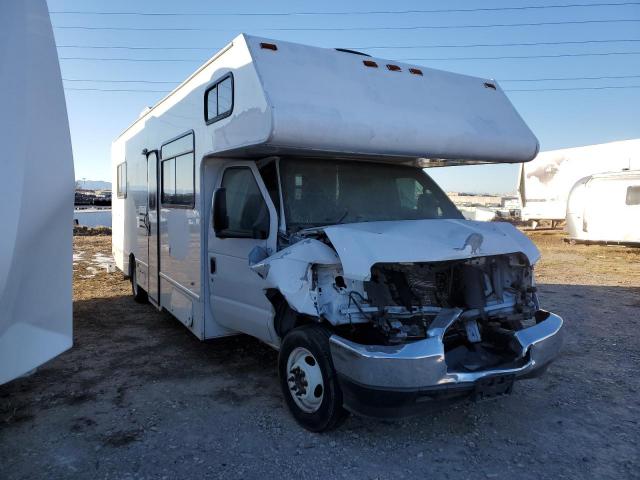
<box><xmin>130</xmin><ymin>257</ymin><xmax>148</xmax><ymax>304</ymax></box>
<box><xmin>278</xmin><ymin>324</ymin><xmax>349</xmax><ymax>432</ymax></box>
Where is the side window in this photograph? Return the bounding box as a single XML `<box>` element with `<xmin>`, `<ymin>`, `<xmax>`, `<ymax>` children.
<box><xmin>219</xmin><ymin>167</ymin><xmax>269</xmax><ymax>238</ymax></box>
<box><xmin>161</xmin><ymin>132</ymin><xmax>195</xmax><ymax>207</ymax></box>
<box><xmin>626</xmin><ymin>185</ymin><xmax>640</xmax><ymax>205</ymax></box>
<box><xmin>205</xmin><ymin>74</ymin><xmax>234</xmax><ymax>124</ymax></box>
<box><xmin>117</xmin><ymin>162</ymin><xmax>127</xmax><ymax>198</ymax></box>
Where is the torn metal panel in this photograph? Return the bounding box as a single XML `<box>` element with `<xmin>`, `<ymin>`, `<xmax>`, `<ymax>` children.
<box><xmin>251</xmin><ymin>239</ymin><xmax>340</xmax><ymax>316</ymax></box>
<box><xmin>323</xmin><ymin>219</ymin><xmax>540</xmax><ymax>281</ymax></box>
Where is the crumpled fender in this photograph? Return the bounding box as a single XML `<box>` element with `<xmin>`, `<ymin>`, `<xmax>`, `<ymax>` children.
<box><xmin>250</xmin><ymin>238</ymin><xmax>340</xmax><ymax>316</ymax></box>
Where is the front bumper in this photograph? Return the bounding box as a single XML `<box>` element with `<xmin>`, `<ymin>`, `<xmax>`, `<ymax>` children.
<box><xmin>329</xmin><ymin>310</ymin><xmax>563</xmax><ymax>417</ymax></box>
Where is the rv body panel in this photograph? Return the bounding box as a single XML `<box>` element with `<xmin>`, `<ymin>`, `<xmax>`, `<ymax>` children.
<box><xmin>246</xmin><ymin>36</ymin><xmax>538</xmax><ymax>164</ymax></box>
<box><xmin>0</xmin><ymin>0</ymin><xmax>74</xmax><ymax>384</ymax></box>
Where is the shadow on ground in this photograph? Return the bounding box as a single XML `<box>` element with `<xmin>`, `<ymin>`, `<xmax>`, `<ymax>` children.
<box><xmin>1</xmin><ymin>283</ymin><xmax>639</xmax><ymax>480</ymax></box>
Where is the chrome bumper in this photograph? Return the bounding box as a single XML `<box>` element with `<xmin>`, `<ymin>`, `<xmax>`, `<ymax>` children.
<box><xmin>329</xmin><ymin>310</ymin><xmax>563</xmax><ymax>391</ymax></box>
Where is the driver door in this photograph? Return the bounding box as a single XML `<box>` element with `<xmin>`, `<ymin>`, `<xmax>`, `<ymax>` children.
<box><xmin>208</xmin><ymin>162</ymin><xmax>278</xmax><ymax>343</ymax></box>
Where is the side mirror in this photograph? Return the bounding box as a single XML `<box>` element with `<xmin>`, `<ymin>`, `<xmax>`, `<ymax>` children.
<box><xmin>213</xmin><ymin>188</ymin><xmax>229</xmax><ymax>236</ymax></box>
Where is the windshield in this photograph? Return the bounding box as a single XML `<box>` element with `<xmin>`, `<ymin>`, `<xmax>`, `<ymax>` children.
<box><xmin>279</xmin><ymin>158</ymin><xmax>463</xmax><ymax>231</ymax></box>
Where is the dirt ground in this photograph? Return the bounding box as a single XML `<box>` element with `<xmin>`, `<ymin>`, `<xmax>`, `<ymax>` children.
<box><xmin>1</xmin><ymin>231</ymin><xmax>639</xmax><ymax>479</ymax></box>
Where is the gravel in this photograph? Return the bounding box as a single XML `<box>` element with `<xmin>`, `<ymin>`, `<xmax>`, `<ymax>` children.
<box><xmin>1</xmin><ymin>233</ymin><xmax>639</xmax><ymax>479</ymax></box>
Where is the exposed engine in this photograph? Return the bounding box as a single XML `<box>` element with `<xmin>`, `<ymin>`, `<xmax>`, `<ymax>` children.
<box><xmin>321</xmin><ymin>253</ymin><xmax>539</xmax><ymax>372</ymax></box>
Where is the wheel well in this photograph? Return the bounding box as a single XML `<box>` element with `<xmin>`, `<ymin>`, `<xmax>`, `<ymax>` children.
<box><xmin>128</xmin><ymin>253</ymin><xmax>135</xmax><ymax>278</ymax></box>
<box><xmin>266</xmin><ymin>289</ymin><xmax>313</xmax><ymax>338</ymax></box>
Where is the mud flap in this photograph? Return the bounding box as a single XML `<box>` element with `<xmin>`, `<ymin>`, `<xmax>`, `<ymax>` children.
<box><xmin>473</xmin><ymin>374</ymin><xmax>515</xmax><ymax>401</ymax></box>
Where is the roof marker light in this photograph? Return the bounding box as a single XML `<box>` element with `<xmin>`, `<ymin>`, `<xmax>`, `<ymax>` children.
<box><xmin>409</xmin><ymin>68</ymin><xmax>423</xmax><ymax>76</ymax></box>
<box><xmin>363</xmin><ymin>60</ymin><xmax>378</xmax><ymax>68</ymax></box>
<box><xmin>260</xmin><ymin>42</ymin><xmax>278</xmax><ymax>51</ymax></box>
<box><xmin>386</xmin><ymin>64</ymin><xmax>401</xmax><ymax>72</ymax></box>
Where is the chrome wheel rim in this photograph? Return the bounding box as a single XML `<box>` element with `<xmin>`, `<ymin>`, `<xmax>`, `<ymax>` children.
<box><xmin>286</xmin><ymin>347</ymin><xmax>324</xmax><ymax>413</ymax></box>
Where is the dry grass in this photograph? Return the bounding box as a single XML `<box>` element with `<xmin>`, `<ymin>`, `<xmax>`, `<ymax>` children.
<box><xmin>73</xmin><ymin>236</ymin><xmax>129</xmax><ymax>302</ymax></box>
<box><xmin>527</xmin><ymin>230</ymin><xmax>640</xmax><ymax>287</ymax></box>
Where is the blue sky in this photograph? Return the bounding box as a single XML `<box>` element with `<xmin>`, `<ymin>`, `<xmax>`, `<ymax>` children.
<box><xmin>49</xmin><ymin>0</ymin><xmax>640</xmax><ymax>193</ymax></box>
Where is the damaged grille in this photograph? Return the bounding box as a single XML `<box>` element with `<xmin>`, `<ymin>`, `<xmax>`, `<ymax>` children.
<box><xmin>365</xmin><ymin>263</ymin><xmax>453</xmax><ymax>310</ymax></box>
<box><xmin>355</xmin><ymin>254</ymin><xmax>537</xmax><ymax>345</ymax></box>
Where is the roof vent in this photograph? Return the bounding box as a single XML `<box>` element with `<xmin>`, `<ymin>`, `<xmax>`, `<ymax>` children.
<box><xmin>484</xmin><ymin>82</ymin><xmax>497</xmax><ymax>90</ymax></box>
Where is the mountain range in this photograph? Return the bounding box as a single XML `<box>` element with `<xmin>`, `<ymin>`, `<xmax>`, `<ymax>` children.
<box><xmin>76</xmin><ymin>180</ymin><xmax>111</xmax><ymax>190</ymax></box>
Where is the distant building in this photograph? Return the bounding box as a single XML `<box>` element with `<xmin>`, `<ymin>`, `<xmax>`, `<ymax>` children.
<box><xmin>446</xmin><ymin>192</ymin><xmax>502</xmax><ymax>207</ymax></box>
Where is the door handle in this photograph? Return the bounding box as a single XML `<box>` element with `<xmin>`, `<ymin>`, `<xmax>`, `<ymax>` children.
<box><xmin>210</xmin><ymin>257</ymin><xmax>216</xmax><ymax>274</ymax></box>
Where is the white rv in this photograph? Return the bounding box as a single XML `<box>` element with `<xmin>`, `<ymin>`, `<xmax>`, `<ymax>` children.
<box><xmin>0</xmin><ymin>0</ymin><xmax>74</xmax><ymax>384</ymax></box>
<box><xmin>566</xmin><ymin>170</ymin><xmax>640</xmax><ymax>245</ymax></box>
<box><xmin>112</xmin><ymin>35</ymin><xmax>563</xmax><ymax>431</ymax></box>
<box><xmin>519</xmin><ymin>139</ymin><xmax>640</xmax><ymax>225</ymax></box>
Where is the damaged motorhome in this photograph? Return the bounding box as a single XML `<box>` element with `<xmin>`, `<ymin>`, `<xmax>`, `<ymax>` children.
<box><xmin>112</xmin><ymin>35</ymin><xmax>563</xmax><ymax>431</ymax></box>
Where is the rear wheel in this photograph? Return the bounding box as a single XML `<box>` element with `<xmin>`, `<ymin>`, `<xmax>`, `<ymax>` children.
<box><xmin>278</xmin><ymin>324</ymin><xmax>349</xmax><ymax>432</ymax></box>
<box><xmin>130</xmin><ymin>257</ymin><xmax>148</xmax><ymax>304</ymax></box>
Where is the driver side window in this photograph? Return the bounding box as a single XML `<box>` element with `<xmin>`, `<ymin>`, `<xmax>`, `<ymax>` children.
<box><xmin>220</xmin><ymin>167</ymin><xmax>270</xmax><ymax>238</ymax></box>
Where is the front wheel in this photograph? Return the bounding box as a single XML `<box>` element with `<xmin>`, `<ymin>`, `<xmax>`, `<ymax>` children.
<box><xmin>278</xmin><ymin>324</ymin><xmax>349</xmax><ymax>432</ymax></box>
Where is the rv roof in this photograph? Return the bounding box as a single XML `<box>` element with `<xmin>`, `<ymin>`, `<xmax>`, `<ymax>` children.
<box><xmin>116</xmin><ymin>34</ymin><xmax>539</xmax><ymax>166</ymax></box>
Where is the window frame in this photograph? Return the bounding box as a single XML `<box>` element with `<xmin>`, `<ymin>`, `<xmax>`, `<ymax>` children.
<box><xmin>117</xmin><ymin>162</ymin><xmax>127</xmax><ymax>199</ymax></box>
<box><xmin>204</xmin><ymin>72</ymin><xmax>234</xmax><ymax>125</ymax></box>
<box><xmin>215</xmin><ymin>166</ymin><xmax>271</xmax><ymax>239</ymax></box>
<box><xmin>160</xmin><ymin>130</ymin><xmax>195</xmax><ymax>209</ymax></box>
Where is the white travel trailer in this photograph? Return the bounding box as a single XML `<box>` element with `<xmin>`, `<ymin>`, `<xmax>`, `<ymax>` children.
<box><xmin>566</xmin><ymin>170</ymin><xmax>640</xmax><ymax>245</ymax></box>
<box><xmin>0</xmin><ymin>0</ymin><xmax>74</xmax><ymax>384</ymax></box>
<box><xmin>519</xmin><ymin>139</ymin><xmax>640</xmax><ymax>224</ymax></box>
<box><xmin>112</xmin><ymin>35</ymin><xmax>563</xmax><ymax>431</ymax></box>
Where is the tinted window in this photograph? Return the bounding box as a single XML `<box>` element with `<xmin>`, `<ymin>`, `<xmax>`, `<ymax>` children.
<box><xmin>626</xmin><ymin>185</ymin><xmax>640</xmax><ymax>205</ymax></box>
<box><xmin>148</xmin><ymin>152</ymin><xmax>157</xmax><ymax>210</ymax></box>
<box><xmin>161</xmin><ymin>132</ymin><xmax>194</xmax><ymax>207</ymax></box>
<box><xmin>205</xmin><ymin>74</ymin><xmax>234</xmax><ymax>124</ymax></box>
<box><xmin>220</xmin><ymin>168</ymin><xmax>269</xmax><ymax>238</ymax></box>
<box><xmin>279</xmin><ymin>159</ymin><xmax>463</xmax><ymax>230</ymax></box>
<box><xmin>161</xmin><ymin>159</ymin><xmax>175</xmax><ymax>203</ymax></box>
<box><xmin>117</xmin><ymin>163</ymin><xmax>126</xmax><ymax>198</ymax></box>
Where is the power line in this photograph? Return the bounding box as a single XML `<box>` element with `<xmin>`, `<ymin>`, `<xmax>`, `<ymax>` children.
<box><xmin>62</xmin><ymin>74</ymin><xmax>640</xmax><ymax>85</ymax></box>
<box><xmin>48</xmin><ymin>2</ymin><xmax>640</xmax><ymax>16</ymax></box>
<box><xmin>358</xmin><ymin>39</ymin><xmax>640</xmax><ymax>49</ymax></box>
<box><xmin>63</xmin><ymin>85</ymin><xmax>640</xmax><ymax>93</ymax></box>
<box><xmin>57</xmin><ymin>44</ymin><xmax>217</xmax><ymax>51</ymax></box>
<box><xmin>507</xmin><ymin>85</ymin><xmax>640</xmax><ymax>91</ymax></box>
<box><xmin>52</xmin><ymin>18</ymin><xmax>640</xmax><ymax>32</ymax></box>
<box><xmin>500</xmin><ymin>74</ymin><xmax>640</xmax><ymax>82</ymax></box>
<box><xmin>57</xmin><ymin>51</ymin><xmax>640</xmax><ymax>63</ymax></box>
<box><xmin>65</xmin><ymin>87</ymin><xmax>170</xmax><ymax>93</ymax></box>
<box><xmin>54</xmin><ymin>39</ymin><xmax>640</xmax><ymax>51</ymax></box>
<box><xmin>63</xmin><ymin>78</ymin><xmax>180</xmax><ymax>84</ymax></box>
<box><xmin>403</xmin><ymin>51</ymin><xmax>640</xmax><ymax>61</ymax></box>
<box><xmin>59</xmin><ymin>57</ymin><xmax>200</xmax><ymax>62</ymax></box>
